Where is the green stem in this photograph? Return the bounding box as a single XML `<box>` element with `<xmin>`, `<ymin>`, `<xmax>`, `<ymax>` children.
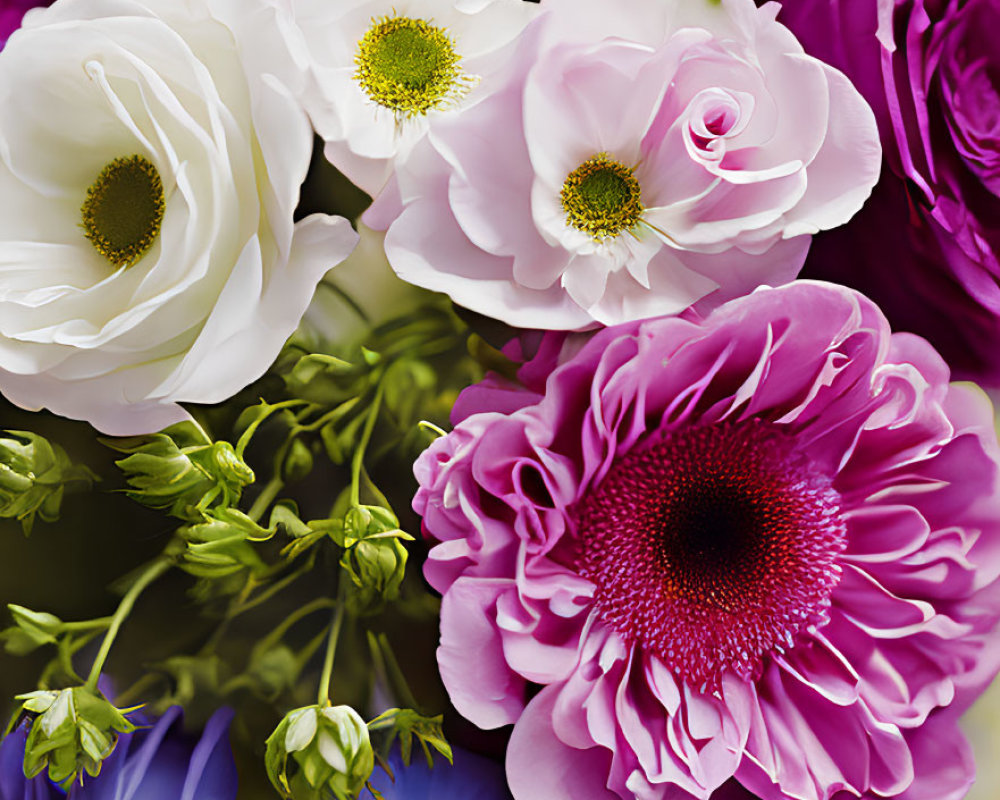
<box><xmin>197</xmin><ymin>576</ymin><xmax>257</xmax><ymax>658</ymax></box>
<box><xmin>114</xmin><ymin>672</ymin><xmax>164</xmax><ymax>708</ymax></box>
<box><xmin>350</xmin><ymin>379</ymin><xmax>386</xmax><ymax>507</ymax></box>
<box><xmin>230</xmin><ymin>557</ymin><xmax>316</xmax><ymax>619</ymax></box>
<box><xmin>253</xmin><ymin>597</ymin><xmax>335</xmax><ymax>658</ymax></box>
<box><xmin>85</xmin><ymin>557</ymin><xmax>173</xmax><ymax>691</ymax></box>
<box><xmin>295</xmin><ymin>628</ymin><xmax>329</xmax><ymax>675</ymax></box>
<box><xmin>317</xmin><ymin>603</ymin><xmax>345</xmax><ymax>707</ymax></box>
<box><xmin>61</xmin><ymin>617</ymin><xmax>114</xmax><ymax>633</ymax></box>
<box><xmin>293</xmin><ymin>396</ymin><xmax>360</xmax><ymax>435</ymax></box>
<box><xmin>247</xmin><ymin>476</ymin><xmax>283</xmax><ymax>523</ymax></box>
<box><xmin>318</xmin><ymin>280</ymin><xmax>370</xmax><ymax>325</ymax></box>
<box><xmin>235</xmin><ymin>399</ymin><xmax>309</xmax><ymax>458</ymax></box>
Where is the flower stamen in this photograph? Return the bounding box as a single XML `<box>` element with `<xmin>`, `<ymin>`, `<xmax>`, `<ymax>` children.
<box><xmin>354</xmin><ymin>16</ymin><xmax>471</xmax><ymax>116</ymax></box>
<box><xmin>81</xmin><ymin>155</ymin><xmax>164</xmax><ymax>269</ymax></box>
<box><xmin>570</xmin><ymin>420</ymin><xmax>846</xmax><ymax>690</ymax></box>
<box><xmin>561</xmin><ymin>153</ymin><xmax>644</xmax><ymax>240</ymax></box>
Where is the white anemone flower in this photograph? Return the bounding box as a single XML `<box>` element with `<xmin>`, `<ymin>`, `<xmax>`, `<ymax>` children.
<box><xmin>271</xmin><ymin>0</ymin><xmax>539</xmax><ymax>196</ymax></box>
<box><xmin>0</xmin><ymin>0</ymin><xmax>358</xmax><ymax>434</ymax></box>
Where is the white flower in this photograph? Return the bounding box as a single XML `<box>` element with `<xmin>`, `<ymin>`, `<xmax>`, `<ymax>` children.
<box><xmin>0</xmin><ymin>0</ymin><xmax>358</xmax><ymax>435</ymax></box>
<box><xmin>373</xmin><ymin>0</ymin><xmax>881</xmax><ymax>329</ymax></box>
<box><xmin>268</xmin><ymin>0</ymin><xmax>538</xmax><ymax>196</ymax></box>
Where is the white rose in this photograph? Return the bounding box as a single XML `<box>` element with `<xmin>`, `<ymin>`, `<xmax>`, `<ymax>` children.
<box><xmin>0</xmin><ymin>0</ymin><xmax>358</xmax><ymax>434</ymax></box>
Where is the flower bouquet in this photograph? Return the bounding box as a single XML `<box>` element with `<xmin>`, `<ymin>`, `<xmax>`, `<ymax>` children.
<box><xmin>1</xmin><ymin>0</ymin><xmax>999</xmax><ymax>799</ymax></box>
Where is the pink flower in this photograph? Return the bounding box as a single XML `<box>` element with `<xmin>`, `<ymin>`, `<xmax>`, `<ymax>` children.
<box><xmin>373</xmin><ymin>0</ymin><xmax>881</xmax><ymax>329</ymax></box>
<box><xmin>414</xmin><ymin>282</ymin><xmax>1000</xmax><ymax>799</ymax></box>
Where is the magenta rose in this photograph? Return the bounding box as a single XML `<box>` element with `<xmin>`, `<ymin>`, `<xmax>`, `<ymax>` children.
<box><xmin>0</xmin><ymin>0</ymin><xmax>46</xmax><ymax>46</ymax></box>
<box><xmin>779</xmin><ymin>0</ymin><xmax>1000</xmax><ymax>384</ymax></box>
<box><xmin>415</xmin><ymin>282</ymin><xmax>1000</xmax><ymax>800</ymax></box>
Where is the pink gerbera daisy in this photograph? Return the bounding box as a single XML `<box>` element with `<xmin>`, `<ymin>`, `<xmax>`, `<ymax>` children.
<box><xmin>414</xmin><ymin>281</ymin><xmax>1000</xmax><ymax>800</ymax></box>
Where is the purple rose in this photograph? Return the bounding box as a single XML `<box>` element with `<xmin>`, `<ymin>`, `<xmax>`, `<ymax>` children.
<box><xmin>780</xmin><ymin>0</ymin><xmax>1000</xmax><ymax>383</ymax></box>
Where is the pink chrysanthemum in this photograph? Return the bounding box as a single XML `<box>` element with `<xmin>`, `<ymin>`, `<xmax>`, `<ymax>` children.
<box><xmin>414</xmin><ymin>282</ymin><xmax>1000</xmax><ymax>800</ymax></box>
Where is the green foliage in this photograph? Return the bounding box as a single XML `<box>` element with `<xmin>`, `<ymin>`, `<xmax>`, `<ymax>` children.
<box><xmin>176</xmin><ymin>507</ymin><xmax>273</xmax><ymax>579</ymax></box>
<box><xmin>0</xmin><ymin>296</ymin><xmax>489</xmax><ymax>797</ymax></box>
<box><xmin>0</xmin><ymin>431</ymin><xmax>94</xmax><ymax>534</ymax></box>
<box><xmin>338</xmin><ymin>506</ymin><xmax>413</xmax><ymax>615</ymax></box>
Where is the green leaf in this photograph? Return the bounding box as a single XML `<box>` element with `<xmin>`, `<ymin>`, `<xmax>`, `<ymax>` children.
<box><xmin>368</xmin><ymin>709</ymin><xmax>451</xmax><ymax>769</ymax></box>
<box><xmin>269</xmin><ymin>501</ymin><xmax>312</xmax><ymax>539</ymax></box>
<box><xmin>264</xmin><ymin>716</ymin><xmax>294</xmax><ymax>797</ymax></box>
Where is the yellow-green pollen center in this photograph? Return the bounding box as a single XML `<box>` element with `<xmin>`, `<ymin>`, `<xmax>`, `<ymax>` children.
<box><xmin>354</xmin><ymin>16</ymin><xmax>468</xmax><ymax>116</ymax></box>
<box><xmin>561</xmin><ymin>153</ymin><xmax>644</xmax><ymax>240</ymax></box>
<box><xmin>81</xmin><ymin>155</ymin><xmax>164</xmax><ymax>268</ymax></box>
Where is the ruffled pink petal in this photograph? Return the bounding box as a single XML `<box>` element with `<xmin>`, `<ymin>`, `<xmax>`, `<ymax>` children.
<box><xmin>741</xmin><ymin>662</ymin><xmax>913</xmax><ymax>800</ymax></box>
<box><xmin>507</xmin><ymin>686</ymin><xmax>618</xmax><ymax>800</ymax></box>
<box><xmin>893</xmin><ymin>708</ymin><xmax>975</xmax><ymax>800</ymax></box>
<box><xmin>437</xmin><ymin>577</ymin><xmax>526</xmax><ymax>728</ymax></box>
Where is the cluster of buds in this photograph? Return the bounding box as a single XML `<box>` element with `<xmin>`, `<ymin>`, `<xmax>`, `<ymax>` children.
<box><xmin>13</xmin><ymin>686</ymin><xmax>137</xmax><ymax>787</ymax></box>
<box><xmin>0</xmin><ymin>431</ymin><xmax>94</xmax><ymax>534</ymax></box>
<box><xmin>266</xmin><ymin>704</ymin><xmax>374</xmax><ymax>800</ymax></box>
<box><xmin>109</xmin><ymin>421</ymin><xmax>254</xmax><ymax>522</ymax></box>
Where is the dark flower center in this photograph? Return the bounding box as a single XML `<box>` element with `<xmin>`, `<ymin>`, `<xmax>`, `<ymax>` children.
<box><xmin>81</xmin><ymin>155</ymin><xmax>164</xmax><ymax>269</ymax></box>
<box><xmin>570</xmin><ymin>419</ymin><xmax>846</xmax><ymax>691</ymax></box>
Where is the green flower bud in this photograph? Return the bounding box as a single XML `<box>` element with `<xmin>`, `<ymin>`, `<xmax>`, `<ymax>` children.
<box><xmin>334</xmin><ymin>505</ymin><xmax>414</xmax><ymax>614</ymax></box>
<box><xmin>212</xmin><ymin>440</ymin><xmax>255</xmax><ymax>487</ymax></box>
<box><xmin>15</xmin><ymin>687</ymin><xmax>136</xmax><ymax>788</ymax></box>
<box><xmin>109</xmin><ymin>422</ymin><xmax>254</xmax><ymax>522</ymax></box>
<box><xmin>266</xmin><ymin>704</ymin><xmax>374</xmax><ymax>800</ymax></box>
<box><xmin>244</xmin><ymin>646</ymin><xmax>298</xmax><ymax>700</ymax></box>
<box><xmin>1</xmin><ymin>605</ymin><xmax>62</xmax><ymax>656</ymax></box>
<box><xmin>177</xmin><ymin>508</ymin><xmax>269</xmax><ymax>579</ymax></box>
<box><xmin>282</xmin><ymin>439</ymin><xmax>314</xmax><ymax>483</ymax></box>
<box><xmin>0</xmin><ymin>432</ymin><xmax>93</xmax><ymax>535</ymax></box>
<box><xmin>283</xmin><ymin>354</ymin><xmax>368</xmax><ymax>406</ymax></box>
<box><xmin>341</xmin><ymin>538</ymin><xmax>408</xmax><ymax>615</ymax></box>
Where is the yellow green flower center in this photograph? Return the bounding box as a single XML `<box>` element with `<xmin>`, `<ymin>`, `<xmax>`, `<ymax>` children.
<box><xmin>354</xmin><ymin>16</ymin><xmax>469</xmax><ymax>116</ymax></box>
<box><xmin>81</xmin><ymin>155</ymin><xmax>164</xmax><ymax>269</ymax></box>
<box><xmin>561</xmin><ymin>153</ymin><xmax>644</xmax><ymax>240</ymax></box>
